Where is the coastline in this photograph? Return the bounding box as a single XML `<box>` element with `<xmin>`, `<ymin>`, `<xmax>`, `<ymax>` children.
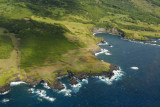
<box><xmin>93</xmin><ymin>27</ymin><xmax>160</xmax><ymax>46</ymax></box>
<box><xmin>0</xmin><ymin>31</ymin><xmax>120</xmax><ymax>94</ymax></box>
<box><xmin>1</xmin><ymin>28</ymin><xmax>158</xmax><ymax>94</ymax></box>
<box><xmin>0</xmin><ymin>66</ymin><xmax>119</xmax><ymax>94</ymax></box>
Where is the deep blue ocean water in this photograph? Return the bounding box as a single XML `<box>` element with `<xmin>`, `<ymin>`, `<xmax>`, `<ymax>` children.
<box><xmin>0</xmin><ymin>33</ymin><xmax>160</xmax><ymax>107</ymax></box>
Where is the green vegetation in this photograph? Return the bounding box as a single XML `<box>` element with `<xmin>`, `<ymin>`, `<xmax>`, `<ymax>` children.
<box><xmin>0</xmin><ymin>0</ymin><xmax>160</xmax><ymax>88</ymax></box>
<box><xmin>146</xmin><ymin>0</ymin><xmax>160</xmax><ymax>6</ymax></box>
<box><xmin>1</xmin><ymin>0</ymin><xmax>160</xmax><ymax>30</ymax></box>
<box><xmin>116</xmin><ymin>23</ymin><xmax>156</xmax><ymax>32</ymax></box>
<box><xmin>0</xmin><ymin>28</ymin><xmax>13</xmax><ymax>59</ymax></box>
<box><xmin>0</xmin><ymin>35</ymin><xmax>13</xmax><ymax>59</ymax></box>
<box><xmin>0</xmin><ymin>18</ymin><xmax>80</xmax><ymax>69</ymax></box>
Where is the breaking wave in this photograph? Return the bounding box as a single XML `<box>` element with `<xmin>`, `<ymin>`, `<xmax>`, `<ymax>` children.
<box><xmin>41</xmin><ymin>83</ymin><xmax>51</xmax><ymax>89</ymax></box>
<box><xmin>95</xmin><ymin>49</ymin><xmax>112</xmax><ymax>56</ymax></box>
<box><xmin>125</xmin><ymin>39</ymin><xmax>160</xmax><ymax>46</ymax></box>
<box><xmin>58</xmin><ymin>84</ymin><xmax>72</xmax><ymax>97</ymax></box>
<box><xmin>98</xmin><ymin>41</ymin><xmax>113</xmax><ymax>48</ymax></box>
<box><xmin>71</xmin><ymin>78</ymin><xmax>88</xmax><ymax>93</ymax></box>
<box><xmin>10</xmin><ymin>81</ymin><xmax>26</xmax><ymax>86</ymax></box>
<box><xmin>105</xmin><ymin>52</ymin><xmax>112</xmax><ymax>55</ymax></box>
<box><xmin>28</xmin><ymin>88</ymin><xmax>55</xmax><ymax>102</ymax></box>
<box><xmin>130</xmin><ymin>66</ymin><xmax>139</xmax><ymax>70</ymax></box>
<box><xmin>0</xmin><ymin>91</ymin><xmax>10</xmax><ymax>95</ymax></box>
<box><xmin>95</xmin><ymin>68</ymin><xmax>124</xmax><ymax>85</ymax></box>
<box><xmin>1</xmin><ymin>98</ymin><xmax>10</xmax><ymax>103</ymax></box>
<box><xmin>98</xmin><ymin>41</ymin><xmax>109</xmax><ymax>46</ymax></box>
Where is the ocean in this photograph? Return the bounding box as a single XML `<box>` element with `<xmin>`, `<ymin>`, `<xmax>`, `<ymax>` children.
<box><xmin>0</xmin><ymin>33</ymin><xmax>160</xmax><ymax>107</ymax></box>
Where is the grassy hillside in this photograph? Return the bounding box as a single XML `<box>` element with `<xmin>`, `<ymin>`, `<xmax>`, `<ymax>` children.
<box><xmin>0</xmin><ymin>0</ymin><xmax>160</xmax><ymax>87</ymax></box>
<box><xmin>0</xmin><ymin>18</ymin><xmax>80</xmax><ymax>69</ymax></box>
<box><xmin>0</xmin><ymin>28</ymin><xmax>14</xmax><ymax>59</ymax></box>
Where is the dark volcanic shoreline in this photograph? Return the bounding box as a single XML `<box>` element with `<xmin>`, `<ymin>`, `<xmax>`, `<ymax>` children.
<box><xmin>0</xmin><ymin>84</ymin><xmax>10</xmax><ymax>94</ymax></box>
<box><xmin>0</xmin><ymin>64</ymin><xmax>119</xmax><ymax>94</ymax></box>
<box><xmin>93</xmin><ymin>27</ymin><xmax>160</xmax><ymax>46</ymax></box>
<box><xmin>123</xmin><ymin>38</ymin><xmax>160</xmax><ymax>46</ymax></box>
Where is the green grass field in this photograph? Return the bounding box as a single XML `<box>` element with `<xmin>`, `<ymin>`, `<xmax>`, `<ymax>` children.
<box><xmin>0</xmin><ymin>19</ymin><xmax>80</xmax><ymax>71</ymax></box>
<box><xmin>0</xmin><ymin>28</ymin><xmax>13</xmax><ymax>59</ymax></box>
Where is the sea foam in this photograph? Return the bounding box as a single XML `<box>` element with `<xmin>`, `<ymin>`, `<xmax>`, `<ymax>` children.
<box><xmin>97</xmin><ymin>41</ymin><xmax>114</xmax><ymax>48</ymax></box>
<box><xmin>130</xmin><ymin>67</ymin><xmax>139</xmax><ymax>70</ymax></box>
<box><xmin>41</xmin><ymin>83</ymin><xmax>51</xmax><ymax>89</ymax></box>
<box><xmin>59</xmin><ymin>84</ymin><xmax>72</xmax><ymax>97</ymax></box>
<box><xmin>95</xmin><ymin>49</ymin><xmax>109</xmax><ymax>56</ymax></box>
<box><xmin>1</xmin><ymin>98</ymin><xmax>10</xmax><ymax>103</ymax></box>
<box><xmin>95</xmin><ymin>68</ymin><xmax>124</xmax><ymax>85</ymax></box>
<box><xmin>105</xmin><ymin>52</ymin><xmax>112</xmax><ymax>55</ymax></box>
<box><xmin>82</xmin><ymin>78</ymin><xmax>89</xmax><ymax>84</ymax></box>
<box><xmin>0</xmin><ymin>91</ymin><xmax>10</xmax><ymax>95</ymax></box>
<box><xmin>98</xmin><ymin>41</ymin><xmax>109</xmax><ymax>46</ymax></box>
<box><xmin>10</xmin><ymin>81</ymin><xmax>26</xmax><ymax>86</ymax></box>
<box><xmin>126</xmin><ymin>39</ymin><xmax>160</xmax><ymax>46</ymax></box>
<box><xmin>35</xmin><ymin>89</ymin><xmax>56</xmax><ymax>102</ymax></box>
<box><xmin>71</xmin><ymin>78</ymin><xmax>88</xmax><ymax>93</ymax></box>
<box><xmin>28</xmin><ymin>88</ymin><xmax>55</xmax><ymax>102</ymax></box>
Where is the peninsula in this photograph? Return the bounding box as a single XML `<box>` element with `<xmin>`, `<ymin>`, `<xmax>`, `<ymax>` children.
<box><xmin>0</xmin><ymin>0</ymin><xmax>160</xmax><ymax>93</ymax></box>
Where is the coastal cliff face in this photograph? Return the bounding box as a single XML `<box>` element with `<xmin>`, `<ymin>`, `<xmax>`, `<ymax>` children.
<box><xmin>92</xmin><ymin>27</ymin><xmax>124</xmax><ymax>37</ymax></box>
<box><xmin>106</xmin><ymin>28</ymin><xmax>124</xmax><ymax>37</ymax></box>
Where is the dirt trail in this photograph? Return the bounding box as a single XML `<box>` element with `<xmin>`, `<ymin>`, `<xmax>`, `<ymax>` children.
<box><xmin>9</xmin><ymin>34</ymin><xmax>21</xmax><ymax>69</ymax></box>
<box><xmin>0</xmin><ymin>31</ymin><xmax>19</xmax><ymax>69</ymax></box>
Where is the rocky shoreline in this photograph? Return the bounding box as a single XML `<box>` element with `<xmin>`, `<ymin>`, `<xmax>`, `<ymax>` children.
<box><xmin>92</xmin><ymin>27</ymin><xmax>124</xmax><ymax>37</ymax></box>
<box><xmin>123</xmin><ymin>38</ymin><xmax>160</xmax><ymax>46</ymax></box>
<box><xmin>1</xmin><ymin>27</ymin><xmax>157</xmax><ymax>98</ymax></box>
<box><xmin>0</xmin><ymin>84</ymin><xmax>10</xmax><ymax>94</ymax></box>
<box><xmin>50</xmin><ymin>64</ymin><xmax>119</xmax><ymax>89</ymax></box>
<box><xmin>0</xmin><ymin>64</ymin><xmax>119</xmax><ymax>94</ymax></box>
<box><xmin>93</xmin><ymin>27</ymin><xmax>160</xmax><ymax>46</ymax></box>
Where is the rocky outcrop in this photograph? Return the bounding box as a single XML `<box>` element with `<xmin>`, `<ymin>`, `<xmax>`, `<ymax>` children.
<box><xmin>0</xmin><ymin>84</ymin><xmax>11</xmax><ymax>94</ymax></box>
<box><xmin>56</xmin><ymin>70</ymin><xmax>68</xmax><ymax>79</ymax></box>
<box><xmin>0</xmin><ymin>65</ymin><xmax>119</xmax><ymax>94</ymax></box>
<box><xmin>106</xmin><ymin>28</ymin><xmax>124</xmax><ymax>37</ymax></box>
<box><xmin>93</xmin><ymin>47</ymin><xmax>101</xmax><ymax>55</ymax></box>
<box><xmin>68</xmin><ymin>64</ymin><xmax>119</xmax><ymax>82</ymax></box>
<box><xmin>24</xmin><ymin>78</ymin><xmax>41</xmax><ymax>87</ymax></box>
<box><xmin>91</xmin><ymin>27</ymin><xmax>124</xmax><ymax>37</ymax></box>
<box><xmin>124</xmin><ymin>38</ymin><xmax>160</xmax><ymax>46</ymax></box>
<box><xmin>69</xmin><ymin>77</ymin><xmax>78</xmax><ymax>85</ymax></box>
<box><xmin>91</xmin><ymin>27</ymin><xmax>106</xmax><ymax>33</ymax></box>
<box><xmin>74</xmin><ymin>72</ymin><xmax>88</xmax><ymax>81</ymax></box>
<box><xmin>48</xmin><ymin>81</ymin><xmax>65</xmax><ymax>91</ymax></box>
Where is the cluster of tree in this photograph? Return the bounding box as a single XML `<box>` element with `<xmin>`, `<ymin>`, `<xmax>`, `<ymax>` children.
<box><xmin>0</xmin><ymin>17</ymin><xmax>68</xmax><ymax>37</ymax></box>
<box><xmin>4</xmin><ymin>0</ymin><xmax>83</xmax><ymax>17</ymax></box>
<box><xmin>146</xmin><ymin>0</ymin><xmax>160</xmax><ymax>6</ymax></box>
<box><xmin>100</xmin><ymin>0</ymin><xmax>160</xmax><ymax>24</ymax></box>
<box><xmin>2</xmin><ymin>0</ymin><xmax>160</xmax><ymax>24</ymax></box>
<box><xmin>94</xmin><ymin>22</ymin><xmax>115</xmax><ymax>29</ymax></box>
<box><xmin>116</xmin><ymin>23</ymin><xmax>156</xmax><ymax>32</ymax></box>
